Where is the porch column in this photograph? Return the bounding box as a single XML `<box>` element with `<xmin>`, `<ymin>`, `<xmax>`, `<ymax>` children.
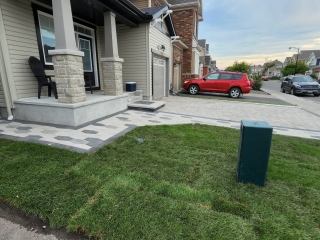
<box><xmin>101</xmin><ymin>11</ymin><xmax>124</xmax><ymax>96</ymax></box>
<box><xmin>48</xmin><ymin>0</ymin><xmax>86</xmax><ymax>104</ymax></box>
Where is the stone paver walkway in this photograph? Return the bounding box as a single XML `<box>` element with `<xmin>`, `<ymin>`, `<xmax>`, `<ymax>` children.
<box><xmin>0</xmin><ymin>95</ymin><xmax>320</xmax><ymax>153</ymax></box>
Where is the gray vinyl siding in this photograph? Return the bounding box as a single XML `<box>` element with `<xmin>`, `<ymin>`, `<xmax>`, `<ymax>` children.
<box><xmin>0</xmin><ymin>0</ymin><xmax>41</xmax><ymax>99</ymax></box>
<box><xmin>0</xmin><ymin>74</ymin><xmax>5</xmax><ymax>107</ymax></box>
<box><xmin>117</xmin><ymin>24</ymin><xmax>148</xmax><ymax>96</ymax></box>
<box><xmin>96</xmin><ymin>26</ymin><xmax>105</xmax><ymax>89</ymax></box>
<box><xmin>129</xmin><ymin>0</ymin><xmax>148</xmax><ymax>9</ymax></box>
<box><xmin>150</xmin><ymin>24</ymin><xmax>172</xmax><ymax>95</ymax></box>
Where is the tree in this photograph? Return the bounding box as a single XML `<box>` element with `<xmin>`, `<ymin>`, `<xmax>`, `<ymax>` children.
<box><xmin>281</xmin><ymin>61</ymin><xmax>310</xmax><ymax>76</ymax></box>
<box><xmin>225</xmin><ymin>61</ymin><xmax>251</xmax><ymax>74</ymax></box>
<box><xmin>262</xmin><ymin>61</ymin><xmax>275</xmax><ymax>75</ymax></box>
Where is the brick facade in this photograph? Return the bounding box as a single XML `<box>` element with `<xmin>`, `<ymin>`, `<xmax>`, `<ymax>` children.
<box><xmin>171</xmin><ymin>9</ymin><xmax>194</xmax><ymax>72</ymax></box>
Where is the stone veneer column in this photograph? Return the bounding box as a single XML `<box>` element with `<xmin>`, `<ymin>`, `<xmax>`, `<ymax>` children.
<box><xmin>49</xmin><ymin>0</ymin><xmax>86</xmax><ymax>104</ymax></box>
<box><xmin>50</xmin><ymin>50</ymin><xmax>86</xmax><ymax>103</ymax></box>
<box><xmin>101</xmin><ymin>58</ymin><xmax>124</xmax><ymax>96</ymax></box>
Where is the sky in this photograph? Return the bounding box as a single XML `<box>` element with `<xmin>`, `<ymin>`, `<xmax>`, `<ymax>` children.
<box><xmin>198</xmin><ymin>0</ymin><xmax>320</xmax><ymax>69</ymax></box>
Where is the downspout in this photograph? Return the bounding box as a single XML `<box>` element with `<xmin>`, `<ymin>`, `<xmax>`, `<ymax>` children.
<box><xmin>0</xmin><ymin>47</ymin><xmax>14</xmax><ymax>120</ymax></box>
<box><xmin>0</xmin><ymin>8</ymin><xmax>13</xmax><ymax>120</ymax></box>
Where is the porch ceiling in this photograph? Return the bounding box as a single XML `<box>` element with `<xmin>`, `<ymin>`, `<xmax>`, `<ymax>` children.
<box><xmin>35</xmin><ymin>0</ymin><xmax>152</xmax><ymax>27</ymax></box>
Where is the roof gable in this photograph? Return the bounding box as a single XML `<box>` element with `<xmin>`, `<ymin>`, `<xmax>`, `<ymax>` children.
<box><xmin>140</xmin><ymin>6</ymin><xmax>176</xmax><ymax>36</ymax></box>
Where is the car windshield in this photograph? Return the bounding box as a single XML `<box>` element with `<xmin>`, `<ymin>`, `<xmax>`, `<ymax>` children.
<box><xmin>292</xmin><ymin>76</ymin><xmax>314</xmax><ymax>82</ymax></box>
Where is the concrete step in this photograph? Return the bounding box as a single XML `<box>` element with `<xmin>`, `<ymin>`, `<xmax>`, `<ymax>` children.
<box><xmin>126</xmin><ymin>90</ymin><xmax>143</xmax><ymax>102</ymax></box>
<box><xmin>128</xmin><ymin>100</ymin><xmax>165</xmax><ymax>112</ymax></box>
<box><xmin>127</xmin><ymin>96</ymin><xmax>142</xmax><ymax>102</ymax></box>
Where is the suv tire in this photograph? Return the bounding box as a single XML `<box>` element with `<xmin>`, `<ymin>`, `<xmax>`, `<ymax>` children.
<box><xmin>188</xmin><ymin>84</ymin><xmax>199</xmax><ymax>95</ymax></box>
<box><xmin>314</xmin><ymin>93</ymin><xmax>320</xmax><ymax>97</ymax></box>
<box><xmin>229</xmin><ymin>87</ymin><xmax>241</xmax><ymax>98</ymax></box>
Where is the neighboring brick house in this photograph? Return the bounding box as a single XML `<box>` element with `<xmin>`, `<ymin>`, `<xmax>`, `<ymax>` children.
<box><xmin>130</xmin><ymin>0</ymin><xmax>203</xmax><ymax>91</ymax></box>
<box><xmin>198</xmin><ymin>39</ymin><xmax>216</xmax><ymax>76</ymax></box>
<box><xmin>250</xmin><ymin>65</ymin><xmax>263</xmax><ymax>75</ymax></box>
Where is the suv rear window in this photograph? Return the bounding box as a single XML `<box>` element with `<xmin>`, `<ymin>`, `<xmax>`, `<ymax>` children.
<box><xmin>233</xmin><ymin>74</ymin><xmax>242</xmax><ymax>80</ymax></box>
<box><xmin>220</xmin><ymin>73</ymin><xmax>233</xmax><ymax>80</ymax></box>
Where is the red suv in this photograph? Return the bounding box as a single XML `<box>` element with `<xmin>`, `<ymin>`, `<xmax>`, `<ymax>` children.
<box><xmin>183</xmin><ymin>71</ymin><xmax>251</xmax><ymax>98</ymax></box>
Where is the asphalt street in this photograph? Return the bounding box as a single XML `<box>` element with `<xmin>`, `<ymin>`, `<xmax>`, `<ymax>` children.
<box><xmin>262</xmin><ymin>80</ymin><xmax>320</xmax><ymax>103</ymax></box>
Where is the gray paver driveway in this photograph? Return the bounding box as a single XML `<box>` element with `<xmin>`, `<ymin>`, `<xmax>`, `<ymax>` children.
<box><xmin>159</xmin><ymin>95</ymin><xmax>320</xmax><ymax>131</ymax></box>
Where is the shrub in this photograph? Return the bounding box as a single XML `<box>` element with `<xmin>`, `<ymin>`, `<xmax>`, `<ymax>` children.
<box><xmin>309</xmin><ymin>73</ymin><xmax>317</xmax><ymax>79</ymax></box>
<box><xmin>252</xmin><ymin>74</ymin><xmax>262</xmax><ymax>91</ymax></box>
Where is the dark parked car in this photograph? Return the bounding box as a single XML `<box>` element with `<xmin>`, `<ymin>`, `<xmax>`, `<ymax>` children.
<box><xmin>281</xmin><ymin>75</ymin><xmax>320</xmax><ymax>96</ymax></box>
<box><xmin>183</xmin><ymin>71</ymin><xmax>251</xmax><ymax>98</ymax></box>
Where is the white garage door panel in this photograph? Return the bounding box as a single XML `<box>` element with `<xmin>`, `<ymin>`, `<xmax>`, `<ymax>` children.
<box><xmin>153</xmin><ymin>57</ymin><xmax>166</xmax><ymax>100</ymax></box>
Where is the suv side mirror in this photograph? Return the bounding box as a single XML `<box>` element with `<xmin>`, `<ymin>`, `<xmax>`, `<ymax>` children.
<box><xmin>203</xmin><ymin>77</ymin><xmax>206</xmax><ymax>81</ymax></box>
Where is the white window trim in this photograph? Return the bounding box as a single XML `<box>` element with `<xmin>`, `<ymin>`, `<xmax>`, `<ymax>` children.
<box><xmin>38</xmin><ymin>11</ymin><xmax>55</xmax><ymax>65</ymax></box>
<box><xmin>37</xmin><ymin>11</ymin><xmax>99</xmax><ymax>87</ymax></box>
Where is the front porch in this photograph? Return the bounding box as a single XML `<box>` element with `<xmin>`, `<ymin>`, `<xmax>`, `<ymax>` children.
<box><xmin>13</xmin><ymin>92</ymin><xmax>131</xmax><ymax>127</ymax></box>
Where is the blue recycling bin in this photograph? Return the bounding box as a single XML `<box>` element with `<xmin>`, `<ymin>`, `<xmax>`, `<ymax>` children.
<box><xmin>126</xmin><ymin>82</ymin><xmax>136</xmax><ymax>92</ymax></box>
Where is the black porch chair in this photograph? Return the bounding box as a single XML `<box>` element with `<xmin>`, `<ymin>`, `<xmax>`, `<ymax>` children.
<box><xmin>84</xmin><ymin>73</ymin><xmax>93</xmax><ymax>94</ymax></box>
<box><xmin>28</xmin><ymin>56</ymin><xmax>58</xmax><ymax>99</ymax></box>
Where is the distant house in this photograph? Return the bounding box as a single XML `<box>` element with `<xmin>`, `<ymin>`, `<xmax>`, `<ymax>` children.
<box><xmin>284</xmin><ymin>50</ymin><xmax>320</xmax><ymax>76</ymax></box>
<box><xmin>268</xmin><ymin>60</ymin><xmax>283</xmax><ymax>77</ymax></box>
<box><xmin>198</xmin><ymin>39</ymin><xmax>217</xmax><ymax>76</ymax></box>
<box><xmin>286</xmin><ymin>50</ymin><xmax>320</xmax><ymax>66</ymax></box>
<box><xmin>311</xmin><ymin>57</ymin><xmax>320</xmax><ymax>79</ymax></box>
<box><xmin>250</xmin><ymin>64</ymin><xmax>263</xmax><ymax>74</ymax></box>
<box><xmin>284</xmin><ymin>56</ymin><xmax>294</xmax><ymax>65</ymax></box>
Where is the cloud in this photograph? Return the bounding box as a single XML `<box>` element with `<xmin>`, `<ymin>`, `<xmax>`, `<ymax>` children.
<box><xmin>199</xmin><ymin>0</ymin><xmax>320</xmax><ymax>68</ymax></box>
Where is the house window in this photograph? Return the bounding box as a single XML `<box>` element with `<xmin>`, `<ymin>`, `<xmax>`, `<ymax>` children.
<box><xmin>37</xmin><ymin>11</ymin><xmax>94</xmax><ymax>65</ymax></box>
<box><xmin>38</xmin><ymin>13</ymin><xmax>55</xmax><ymax>64</ymax></box>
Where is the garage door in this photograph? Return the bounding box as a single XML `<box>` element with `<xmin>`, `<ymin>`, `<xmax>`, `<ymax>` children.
<box><xmin>153</xmin><ymin>57</ymin><xmax>166</xmax><ymax>100</ymax></box>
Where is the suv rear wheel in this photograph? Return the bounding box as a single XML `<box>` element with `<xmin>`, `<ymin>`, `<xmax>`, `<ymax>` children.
<box><xmin>229</xmin><ymin>87</ymin><xmax>241</xmax><ymax>98</ymax></box>
<box><xmin>188</xmin><ymin>84</ymin><xmax>199</xmax><ymax>95</ymax></box>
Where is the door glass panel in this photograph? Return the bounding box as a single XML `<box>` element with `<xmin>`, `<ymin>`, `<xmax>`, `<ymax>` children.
<box><xmin>79</xmin><ymin>38</ymin><xmax>92</xmax><ymax>72</ymax></box>
<box><xmin>38</xmin><ymin>14</ymin><xmax>56</xmax><ymax>63</ymax></box>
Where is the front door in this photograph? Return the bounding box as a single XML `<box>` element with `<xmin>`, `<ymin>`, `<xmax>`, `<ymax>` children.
<box><xmin>78</xmin><ymin>35</ymin><xmax>95</xmax><ymax>88</ymax></box>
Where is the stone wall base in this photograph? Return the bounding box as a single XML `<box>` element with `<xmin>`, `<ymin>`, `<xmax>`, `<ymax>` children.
<box><xmin>102</xmin><ymin>60</ymin><xmax>123</xmax><ymax>96</ymax></box>
<box><xmin>52</xmin><ymin>54</ymin><xmax>86</xmax><ymax>104</ymax></box>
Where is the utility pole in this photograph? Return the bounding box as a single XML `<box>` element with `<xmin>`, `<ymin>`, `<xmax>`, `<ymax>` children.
<box><xmin>289</xmin><ymin>47</ymin><xmax>300</xmax><ymax>75</ymax></box>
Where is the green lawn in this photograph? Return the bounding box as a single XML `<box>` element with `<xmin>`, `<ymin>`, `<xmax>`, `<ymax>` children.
<box><xmin>0</xmin><ymin>124</ymin><xmax>320</xmax><ymax>239</ymax></box>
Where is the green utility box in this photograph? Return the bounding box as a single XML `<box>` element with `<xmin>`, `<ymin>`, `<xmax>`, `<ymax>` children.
<box><xmin>236</xmin><ymin>120</ymin><xmax>273</xmax><ymax>187</ymax></box>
